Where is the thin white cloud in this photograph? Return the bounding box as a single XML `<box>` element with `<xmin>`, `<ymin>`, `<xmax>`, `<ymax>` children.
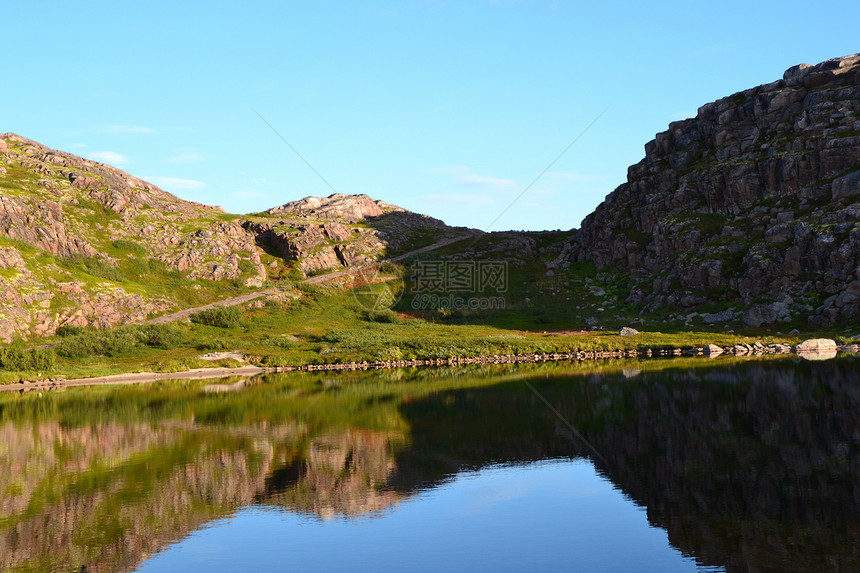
<box><xmin>144</xmin><ymin>176</ymin><xmax>207</xmax><ymax>191</ymax></box>
<box><xmin>168</xmin><ymin>149</ymin><xmax>209</xmax><ymax>164</ymax></box>
<box><xmin>101</xmin><ymin>124</ymin><xmax>154</xmax><ymax>134</ymax></box>
<box><xmin>431</xmin><ymin>166</ymin><xmax>518</xmax><ymax>190</ymax></box>
<box><xmin>87</xmin><ymin>151</ymin><xmax>131</xmax><ymax>165</ymax></box>
<box><xmin>459</xmin><ymin>173</ymin><xmax>518</xmax><ymax>188</ymax></box>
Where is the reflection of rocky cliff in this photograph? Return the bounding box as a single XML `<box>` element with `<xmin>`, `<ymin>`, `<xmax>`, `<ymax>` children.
<box><xmin>393</xmin><ymin>358</ymin><xmax>860</xmax><ymax>572</ymax></box>
<box><xmin>264</xmin><ymin>431</ymin><xmax>403</xmax><ymax>519</ymax></box>
<box><xmin>582</xmin><ymin>361</ymin><xmax>860</xmax><ymax>572</ymax></box>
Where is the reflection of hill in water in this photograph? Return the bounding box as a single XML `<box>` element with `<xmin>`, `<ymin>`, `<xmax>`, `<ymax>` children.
<box><xmin>0</xmin><ymin>420</ymin><xmax>404</xmax><ymax>571</ymax></box>
<box><xmin>0</xmin><ymin>378</ymin><xmax>410</xmax><ymax>572</ymax></box>
<box><xmin>1</xmin><ymin>359</ymin><xmax>858</xmax><ymax>571</ymax></box>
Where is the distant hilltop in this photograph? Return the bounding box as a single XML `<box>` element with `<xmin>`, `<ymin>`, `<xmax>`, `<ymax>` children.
<box><xmin>267</xmin><ymin>193</ymin><xmax>405</xmax><ymax>222</ymax></box>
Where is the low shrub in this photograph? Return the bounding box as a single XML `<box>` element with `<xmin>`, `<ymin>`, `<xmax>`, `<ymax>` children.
<box><xmin>0</xmin><ymin>347</ymin><xmax>56</xmax><ymax>371</ymax></box>
<box><xmin>196</xmin><ymin>338</ymin><xmax>230</xmax><ymax>351</ymax></box>
<box><xmin>58</xmin><ymin>255</ymin><xmax>126</xmax><ymax>282</ymax></box>
<box><xmin>58</xmin><ymin>329</ymin><xmax>140</xmax><ymax>358</ymax></box>
<box><xmin>362</xmin><ymin>309</ymin><xmax>401</xmax><ymax>323</ymax></box>
<box><xmin>136</xmin><ymin>324</ymin><xmax>188</xmax><ymax>349</ymax></box>
<box><xmin>112</xmin><ymin>239</ymin><xmax>147</xmax><ymax>256</ymax></box>
<box><xmin>261</xmin><ymin>335</ymin><xmax>298</xmax><ymax>349</ymax></box>
<box><xmin>296</xmin><ymin>282</ymin><xmax>321</xmax><ymax>297</ymax></box>
<box><xmin>237</xmin><ymin>258</ymin><xmax>258</xmax><ymax>274</ymax></box>
<box><xmin>55</xmin><ymin>325</ymin><xmax>86</xmax><ymax>337</ymax></box>
<box><xmin>190</xmin><ymin>306</ymin><xmax>243</xmax><ymax>328</ymax></box>
<box><xmin>378</xmin><ymin>261</ymin><xmax>401</xmax><ymax>275</ymax></box>
<box><xmin>259</xmin><ymin>354</ymin><xmax>293</xmax><ymax>367</ymax></box>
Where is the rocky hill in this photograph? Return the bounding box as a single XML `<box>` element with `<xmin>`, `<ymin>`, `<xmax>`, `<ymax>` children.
<box><xmin>559</xmin><ymin>53</ymin><xmax>860</xmax><ymax>328</ymax></box>
<box><xmin>0</xmin><ymin>134</ymin><xmax>459</xmax><ymax>341</ymax></box>
<box><xmin>248</xmin><ymin>193</ymin><xmax>452</xmax><ymax>273</ymax></box>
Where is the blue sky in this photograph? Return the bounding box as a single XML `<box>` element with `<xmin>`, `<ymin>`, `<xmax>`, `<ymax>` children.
<box><xmin>3</xmin><ymin>1</ymin><xmax>857</xmax><ymax>230</ymax></box>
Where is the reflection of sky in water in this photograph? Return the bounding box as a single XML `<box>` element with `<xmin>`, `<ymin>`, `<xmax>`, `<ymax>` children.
<box><xmin>137</xmin><ymin>460</ymin><xmax>720</xmax><ymax>573</ymax></box>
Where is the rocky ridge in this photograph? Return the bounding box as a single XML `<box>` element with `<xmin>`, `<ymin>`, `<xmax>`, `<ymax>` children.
<box><xmin>558</xmin><ymin>53</ymin><xmax>860</xmax><ymax>327</ymax></box>
<box><xmin>0</xmin><ymin>135</ymin><xmax>459</xmax><ymax>341</ymax></box>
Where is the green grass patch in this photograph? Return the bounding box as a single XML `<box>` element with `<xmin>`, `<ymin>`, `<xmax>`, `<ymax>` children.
<box><xmin>190</xmin><ymin>306</ymin><xmax>243</xmax><ymax>328</ymax></box>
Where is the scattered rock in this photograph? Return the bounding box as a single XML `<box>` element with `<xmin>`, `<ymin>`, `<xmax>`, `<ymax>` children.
<box><xmin>701</xmin><ymin>309</ymin><xmax>735</xmax><ymax>324</ymax></box>
<box><xmin>618</xmin><ymin>326</ymin><xmax>640</xmax><ymax>336</ymax></box>
<box><xmin>198</xmin><ymin>351</ymin><xmax>246</xmax><ymax>362</ymax></box>
<box><xmin>703</xmin><ymin>344</ymin><xmax>724</xmax><ymax>357</ymax></box>
<box><xmin>795</xmin><ymin>338</ymin><xmax>838</xmax><ymax>353</ymax></box>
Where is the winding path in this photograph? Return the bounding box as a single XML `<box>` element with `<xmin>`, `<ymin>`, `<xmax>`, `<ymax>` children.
<box><xmin>145</xmin><ymin>234</ymin><xmax>472</xmax><ymax>325</ymax></box>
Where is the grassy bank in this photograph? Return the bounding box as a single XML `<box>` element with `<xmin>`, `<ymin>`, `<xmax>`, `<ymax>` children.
<box><xmin>0</xmin><ymin>275</ymin><xmax>843</xmax><ymax>384</ymax></box>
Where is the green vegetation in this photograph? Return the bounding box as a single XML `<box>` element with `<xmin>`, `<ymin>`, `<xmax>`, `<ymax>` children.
<box><xmin>111</xmin><ymin>239</ymin><xmax>147</xmax><ymax>256</ymax></box>
<box><xmin>0</xmin><ymin>217</ymin><xmax>844</xmax><ymax>385</ymax></box>
<box><xmin>190</xmin><ymin>306</ymin><xmax>243</xmax><ymax>328</ymax></box>
<box><xmin>0</xmin><ymin>270</ymin><xmax>807</xmax><ymax>384</ymax></box>
<box><xmin>57</xmin><ymin>254</ymin><xmax>127</xmax><ymax>282</ymax></box>
<box><xmin>0</xmin><ymin>347</ymin><xmax>55</xmax><ymax>372</ymax></box>
<box><xmin>57</xmin><ymin>324</ymin><xmax>189</xmax><ymax>359</ymax></box>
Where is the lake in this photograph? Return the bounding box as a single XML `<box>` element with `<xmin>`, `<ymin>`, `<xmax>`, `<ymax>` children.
<box><xmin>1</xmin><ymin>356</ymin><xmax>858</xmax><ymax>572</ymax></box>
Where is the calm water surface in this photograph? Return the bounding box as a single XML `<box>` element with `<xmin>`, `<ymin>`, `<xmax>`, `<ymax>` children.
<box><xmin>1</xmin><ymin>356</ymin><xmax>858</xmax><ymax>572</ymax></box>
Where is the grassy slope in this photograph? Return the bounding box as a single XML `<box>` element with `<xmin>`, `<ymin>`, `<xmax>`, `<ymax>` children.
<box><xmin>0</xmin><ymin>269</ymin><xmax>836</xmax><ymax>384</ymax></box>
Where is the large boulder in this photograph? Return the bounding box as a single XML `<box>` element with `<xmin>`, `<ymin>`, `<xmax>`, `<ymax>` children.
<box><xmin>795</xmin><ymin>338</ymin><xmax>838</xmax><ymax>360</ymax></box>
<box><xmin>795</xmin><ymin>338</ymin><xmax>838</xmax><ymax>352</ymax></box>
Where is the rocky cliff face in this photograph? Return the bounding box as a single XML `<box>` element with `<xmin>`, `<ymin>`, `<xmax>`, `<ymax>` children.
<box><xmin>571</xmin><ymin>53</ymin><xmax>860</xmax><ymax>327</ymax></box>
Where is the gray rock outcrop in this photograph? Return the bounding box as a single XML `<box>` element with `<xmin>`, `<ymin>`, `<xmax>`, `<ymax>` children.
<box><xmin>570</xmin><ymin>53</ymin><xmax>860</xmax><ymax>326</ymax></box>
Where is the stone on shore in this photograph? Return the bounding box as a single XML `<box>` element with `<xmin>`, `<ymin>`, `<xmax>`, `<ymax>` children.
<box><xmin>619</xmin><ymin>326</ymin><xmax>640</xmax><ymax>336</ymax></box>
<box><xmin>703</xmin><ymin>344</ymin><xmax>723</xmax><ymax>357</ymax></box>
<box><xmin>795</xmin><ymin>338</ymin><xmax>838</xmax><ymax>360</ymax></box>
<box><xmin>795</xmin><ymin>338</ymin><xmax>838</xmax><ymax>353</ymax></box>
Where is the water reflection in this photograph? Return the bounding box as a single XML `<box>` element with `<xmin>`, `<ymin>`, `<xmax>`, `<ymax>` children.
<box><xmin>0</xmin><ymin>357</ymin><xmax>858</xmax><ymax>571</ymax></box>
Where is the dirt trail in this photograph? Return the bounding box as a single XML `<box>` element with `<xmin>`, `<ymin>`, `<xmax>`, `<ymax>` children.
<box><xmin>146</xmin><ymin>234</ymin><xmax>472</xmax><ymax>325</ymax></box>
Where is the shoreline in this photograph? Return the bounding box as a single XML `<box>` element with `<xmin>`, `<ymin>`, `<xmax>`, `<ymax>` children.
<box><xmin>4</xmin><ymin>339</ymin><xmax>856</xmax><ymax>393</ymax></box>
